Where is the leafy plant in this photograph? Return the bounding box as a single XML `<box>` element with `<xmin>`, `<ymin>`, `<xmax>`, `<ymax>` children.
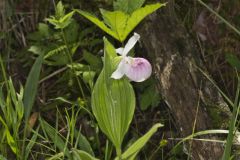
<box><xmin>0</xmin><ymin>1</ymin><xmax>166</xmax><ymax>159</ymax></box>
<box><xmin>0</xmin><ymin>78</ymin><xmax>24</xmax><ymax>157</ymax></box>
<box><xmin>76</xmin><ymin>2</ymin><xmax>166</xmax><ymax>42</ymax></box>
<box><xmin>0</xmin><ymin>51</ymin><xmax>40</xmax><ymax>160</ymax></box>
<box><xmin>0</xmin><ymin>76</ymin><xmax>39</xmax><ymax>160</ymax></box>
<box><xmin>91</xmin><ymin>37</ymin><xmax>163</xmax><ymax>159</ymax></box>
<box><xmin>77</xmin><ymin>1</ymin><xmax>165</xmax><ymax>159</ymax></box>
<box><xmin>92</xmin><ymin>38</ymin><xmax>136</xmax><ymax>155</ymax></box>
<box><xmin>38</xmin><ymin>105</ymin><xmax>96</xmax><ymax>160</ymax></box>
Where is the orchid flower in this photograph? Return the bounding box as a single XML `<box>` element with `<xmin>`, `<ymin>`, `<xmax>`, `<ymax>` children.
<box><xmin>111</xmin><ymin>33</ymin><xmax>152</xmax><ymax>82</ymax></box>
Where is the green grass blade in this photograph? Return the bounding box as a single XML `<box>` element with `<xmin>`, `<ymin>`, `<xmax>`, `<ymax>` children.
<box><xmin>72</xmin><ymin>149</ymin><xmax>99</xmax><ymax>160</ymax></box>
<box><xmin>198</xmin><ymin>67</ymin><xmax>233</xmax><ymax>107</ymax></box>
<box><xmin>197</xmin><ymin>0</ymin><xmax>240</xmax><ymax>36</ymax></box>
<box><xmin>115</xmin><ymin>123</ymin><xmax>163</xmax><ymax>160</ymax></box>
<box><xmin>47</xmin><ymin>152</ymin><xmax>64</xmax><ymax>160</ymax></box>
<box><xmin>222</xmin><ymin>77</ymin><xmax>240</xmax><ymax>159</ymax></box>
<box><xmin>198</xmin><ymin>67</ymin><xmax>239</xmax><ymax>159</ymax></box>
<box><xmin>74</xmin><ymin>129</ymin><xmax>94</xmax><ymax>156</ymax></box>
<box><xmin>24</xmin><ymin>126</ymin><xmax>40</xmax><ymax>160</ymax></box>
<box><xmin>23</xmin><ymin>54</ymin><xmax>44</xmax><ymax>121</ymax></box>
<box><xmin>40</xmin><ymin>119</ymin><xmax>71</xmax><ymax>158</ymax></box>
<box><xmin>171</xmin><ymin>129</ymin><xmax>229</xmax><ymax>153</ymax></box>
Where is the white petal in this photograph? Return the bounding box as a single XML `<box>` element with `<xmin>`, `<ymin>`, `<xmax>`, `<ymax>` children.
<box><xmin>111</xmin><ymin>60</ymin><xmax>125</xmax><ymax>79</ymax></box>
<box><xmin>125</xmin><ymin>58</ymin><xmax>152</xmax><ymax>82</ymax></box>
<box><xmin>116</xmin><ymin>47</ymin><xmax>124</xmax><ymax>55</ymax></box>
<box><xmin>122</xmin><ymin>32</ymin><xmax>140</xmax><ymax>56</ymax></box>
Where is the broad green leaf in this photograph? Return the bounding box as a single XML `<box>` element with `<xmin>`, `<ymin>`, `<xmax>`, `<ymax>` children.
<box><xmin>75</xmin><ymin>10</ymin><xmax>118</xmax><ymax>40</ymax></box>
<box><xmin>113</xmin><ymin>0</ymin><xmax>145</xmax><ymax>14</ymax></box>
<box><xmin>122</xmin><ymin>3</ymin><xmax>166</xmax><ymax>41</ymax></box>
<box><xmin>77</xmin><ymin>3</ymin><xmax>165</xmax><ymax>42</ymax></box>
<box><xmin>100</xmin><ymin>9</ymin><xmax>128</xmax><ymax>41</ymax></box>
<box><xmin>122</xmin><ymin>152</ymin><xmax>138</xmax><ymax>160</ymax></box>
<box><xmin>40</xmin><ymin>119</ymin><xmax>71</xmax><ymax>158</ymax></box>
<box><xmin>115</xmin><ymin>123</ymin><xmax>163</xmax><ymax>160</ymax></box>
<box><xmin>23</xmin><ymin>53</ymin><xmax>43</xmax><ymax>121</ymax></box>
<box><xmin>91</xmin><ymin>38</ymin><xmax>135</xmax><ymax>150</ymax></box>
<box><xmin>72</xmin><ymin>149</ymin><xmax>99</xmax><ymax>160</ymax></box>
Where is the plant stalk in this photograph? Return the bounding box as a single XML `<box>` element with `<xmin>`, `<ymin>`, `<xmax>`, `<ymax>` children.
<box><xmin>60</xmin><ymin>29</ymin><xmax>85</xmax><ymax>100</ymax></box>
<box><xmin>116</xmin><ymin>148</ymin><xmax>122</xmax><ymax>160</ymax></box>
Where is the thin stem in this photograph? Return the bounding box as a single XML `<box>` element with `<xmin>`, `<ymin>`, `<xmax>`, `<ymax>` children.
<box><xmin>116</xmin><ymin>148</ymin><xmax>122</xmax><ymax>160</ymax></box>
<box><xmin>60</xmin><ymin>29</ymin><xmax>85</xmax><ymax>100</ymax></box>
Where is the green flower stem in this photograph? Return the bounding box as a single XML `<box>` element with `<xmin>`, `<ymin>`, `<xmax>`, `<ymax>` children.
<box><xmin>116</xmin><ymin>148</ymin><xmax>122</xmax><ymax>160</ymax></box>
<box><xmin>60</xmin><ymin>29</ymin><xmax>85</xmax><ymax>100</ymax></box>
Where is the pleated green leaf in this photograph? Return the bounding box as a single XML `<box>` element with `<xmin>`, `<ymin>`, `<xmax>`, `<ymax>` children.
<box><xmin>101</xmin><ymin>3</ymin><xmax>165</xmax><ymax>41</ymax></box>
<box><xmin>91</xmin><ymin>38</ymin><xmax>135</xmax><ymax>150</ymax></box>
<box><xmin>100</xmin><ymin>9</ymin><xmax>128</xmax><ymax>41</ymax></box>
<box><xmin>76</xmin><ymin>3</ymin><xmax>165</xmax><ymax>42</ymax></box>
<box><xmin>123</xmin><ymin>3</ymin><xmax>166</xmax><ymax>41</ymax></box>
<box><xmin>75</xmin><ymin>10</ymin><xmax>118</xmax><ymax>40</ymax></box>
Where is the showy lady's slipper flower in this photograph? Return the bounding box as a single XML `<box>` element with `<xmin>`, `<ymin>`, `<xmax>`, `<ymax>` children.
<box><xmin>111</xmin><ymin>33</ymin><xmax>152</xmax><ymax>82</ymax></box>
